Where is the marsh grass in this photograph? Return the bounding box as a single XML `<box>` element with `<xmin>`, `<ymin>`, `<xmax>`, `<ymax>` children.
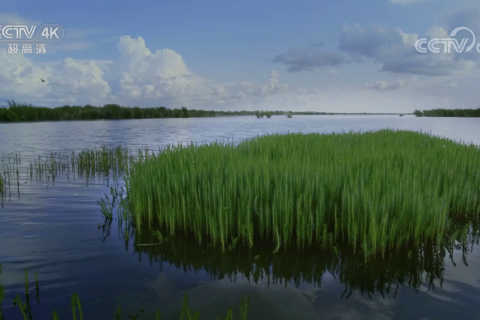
<box><xmin>126</xmin><ymin>129</ymin><xmax>480</xmax><ymax>260</ymax></box>
<box><xmin>0</xmin><ymin>145</ymin><xmax>154</xmax><ymax>193</ymax></box>
<box><xmin>0</xmin><ymin>140</ymin><xmax>232</xmax><ymax>188</ymax></box>
<box><xmin>27</xmin><ymin>145</ymin><xmax>135</xmax><ymax>178</ymax></box>
<box><xmin>98</xmin><ymin>195</ymin><xmax>114</xmax><ymax>219</ymax></box>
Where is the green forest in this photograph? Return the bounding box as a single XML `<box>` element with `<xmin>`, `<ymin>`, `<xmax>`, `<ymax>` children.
<box><xmin>414</xmin><ymin>108</ymin><xmax>480</xmax><ymax>117</ymax></box>
<box><xmin>0</xmin><ymin>101</ymin><xmax>215</xmax><ymax>121</ymax></box>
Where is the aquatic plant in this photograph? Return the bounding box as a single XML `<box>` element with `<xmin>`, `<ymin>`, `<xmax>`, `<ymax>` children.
<box><xmin>0</xmin><ymin>145</ymin><xmax>147</xmax><ymax>186</ymax></box>
<box><xmin>126</xmin><ymin>130</ymin><xmax>480</xmax><ymax>260</ymax></box>
<box><xmin>71</xmin><ymin>293</ymin><xmax>82</xmax><ymax>320</ymax></box>
<box><xmin>97</xmin><ymin>194</ymin><xmax>114</xmax><ymax>219</ymax></box>
<box><xmin>0</xmin><ymin>173</ymin><xmax>4</xmax><ymax>197</ymax></box>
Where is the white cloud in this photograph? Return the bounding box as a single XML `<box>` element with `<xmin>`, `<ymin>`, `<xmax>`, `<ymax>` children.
<box><xmin>339</xmin><ymin>23</ymin><xmax>480</xmax><ymax>76</ymax></box>
<box><xmin>365</xmin><ymin>75</ymin><xmax>419</xmax><ymax>91</ymax></box>
<box><xmin>2</xmin><ymin>22</ymin><xmax>479</xmax><ymax>113</ymax></box>
<box><xmin>259</xmin><ymin>71</ymin><xmax>288</xmax><ymax>95</ymax></box>
<box><xmin>366</xmin><ymin>79</ymin><xmax>407</xmax><ymax>91</ymax></box>
<box><xmin>0</xmin><ymin>35</ymin><xmax>295</xmax><ymax>109</ymax></box>
<box><xmin>113</xmin><ymin>36</ymin><xmax>209</xmax><ymax>103</ymax></box>
<box><xmin>273</xmin><ymin>45</ymin><xmax>347</xmax><ymax>72</ymax></box>
<box><xmin>0</xmin><ymin>51</ymin><xmax>111</xmax><ymax>105</ymax></box>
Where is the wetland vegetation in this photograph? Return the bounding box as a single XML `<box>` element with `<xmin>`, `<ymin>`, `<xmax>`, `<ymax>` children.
<box><xmin>127</xmin><ymin>130</ymin><xmax>480</xmax><ymax>261</ymax></box>
<box><xmin>1</xmin><ymin>128</ymin><xmax>480</xmax><ymax>319</ymax></box>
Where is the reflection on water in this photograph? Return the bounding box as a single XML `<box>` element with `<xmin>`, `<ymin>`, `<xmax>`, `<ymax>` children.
<box><xmin>105</xmin><ymin>215</ymin><xmax>478</xmax><ymax>300</ymax></box>
<box><xmin>1</xmin><ymin>116</ymin><xmax>480</xmax><ymax>319</ymax></box>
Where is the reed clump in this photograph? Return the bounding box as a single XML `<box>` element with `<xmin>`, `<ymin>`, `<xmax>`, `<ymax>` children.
<box><xmin>0</xmin><ymin>172</ymin><xmax>5</xmax><ymax>195</ymax></box>
<box><xmin>127</xmin><ymin>130</ymin><xmax>480</xmax><ymax>260</ymax></box>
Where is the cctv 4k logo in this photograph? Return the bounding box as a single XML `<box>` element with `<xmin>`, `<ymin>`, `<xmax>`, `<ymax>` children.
<box><xmin>0</xmin><ymin>24</ymin><xmax>65</xmax><ymax>42</ymax></box>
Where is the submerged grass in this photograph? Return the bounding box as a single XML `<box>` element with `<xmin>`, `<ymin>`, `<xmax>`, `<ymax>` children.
<box><xmin>27</xmin><ymin>145</ymin><xmax>136</xmax><ymax>177</ymax></box>
<box><xmin>0</xmin><ymin>145</ymin><xmax>152</xmax><ymax>191</ymax></box>
<box><xmin>127</xmin><ymin>129</ymin><xmax>480</xmax><ymax>260</ymax></box>
<box><xmin>0</xmin><ymin>266</ymin><xmax>249</xmax><ymax>319</ymax></box>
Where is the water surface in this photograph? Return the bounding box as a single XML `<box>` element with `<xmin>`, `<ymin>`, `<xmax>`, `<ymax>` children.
<box><xmin>1</xmin><ymin>115</ymin><xmax>480</xmax><ymax>320</ymax></box>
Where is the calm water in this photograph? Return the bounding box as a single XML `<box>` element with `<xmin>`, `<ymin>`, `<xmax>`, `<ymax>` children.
<box><xmin>1</xmin><ymin>115</ymin><xmax>480</xmax><ymax>320</ymax></box>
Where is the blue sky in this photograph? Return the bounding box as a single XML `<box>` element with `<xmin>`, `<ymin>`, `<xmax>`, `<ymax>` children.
<box><xmin>1</xmin><ymin>0</ymin><xmax>480</xmax><ymax>112</ymax></box>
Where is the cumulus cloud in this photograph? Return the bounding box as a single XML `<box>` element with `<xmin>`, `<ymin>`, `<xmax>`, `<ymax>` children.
<box><xmin>0</xmin><ymin>50</ymin><xmax>112</xmax><ymax>105</ymax></box>
<box><xmin>273</xmin><ymin>9</ymin><xmax>480</xmax><ymax>77</ymax></box>
<box><xmin>1</xmin><ymin>35</ymin><xmax>295</xmax><ymax>109</ymax></box>
<box><xmin>206</xmin><ymin>70</ymin><xmax>289</xmax><ymax>107</ymax></box>
<box><xmin>338</xmin><ymin>23</ymin><xmax>480</xmax><ymax>76</ymax></box>
<box><xmin>111</xmin><ymin>36</ymin><xmax>211</xmax><ymax>104</ymax></box>
<box><xmin>4</xmin><ymin>13</ymin><xmax>480</xmax><ymax>113</ymax></box>
<box><xmin>259</xmin><ymin>70</ymin><xmax>288</xmax><ymax>95</ymax></box>
<box><xmin>366</xmin><ymin>80</ymin><xmax>406</xmax><ymax>91</ymax></box>
<box><xmin>272</xmin><ymin>46</ymin><xmax>347</xmax><ymax>72</ymax></box>
<box><xmin>366</xmin><ymin>75</ymin><xmax>419</xmax><ymax>91</ymax></box>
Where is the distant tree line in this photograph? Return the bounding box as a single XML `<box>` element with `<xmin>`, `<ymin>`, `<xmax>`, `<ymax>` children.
<box><xmin>0</xmin><ymin>101</ymin><xmax>297</xmax><ymax>122</ymax></box>
<box><xmin>413</xmin><ymin>108</ymin><xmax>480</xmax><ymax>117</ymax></box>
<box><xmin>0</xmin><ymin>100</ymin><xmax>411</xmax><ymax>122</ymax></box>
<box><xmin>0</xmin><ymin>101</ymin><xmax>218</xmax><ymax>122</ymax></box>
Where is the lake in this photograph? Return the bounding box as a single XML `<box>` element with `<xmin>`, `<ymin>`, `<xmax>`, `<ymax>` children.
<box><xmin>1</xmin><ymin>115</ymin><xmax>480</xmax><ymax>320</ymax></box>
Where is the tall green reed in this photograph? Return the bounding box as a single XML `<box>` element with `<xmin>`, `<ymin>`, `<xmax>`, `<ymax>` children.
<box><xmin>126</xmin><ymin>130</ymin><xmax>480</xmax><ymax>260</ymax></box>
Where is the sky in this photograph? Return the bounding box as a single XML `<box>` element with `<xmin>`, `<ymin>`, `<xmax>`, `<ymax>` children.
<box><xmin>1</xmin><ymin>0</ymin><xmax>480</xmax><ymax>112</ymax></box>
